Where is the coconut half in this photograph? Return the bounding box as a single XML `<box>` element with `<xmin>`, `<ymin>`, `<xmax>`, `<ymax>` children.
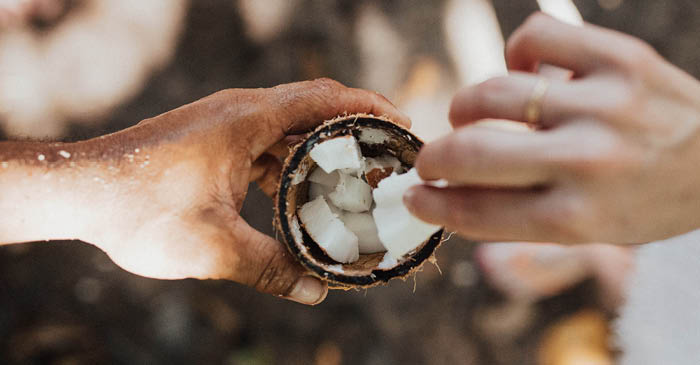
<box><xmin>274</xmin><ymin>114</ymin><xmax>444</xmax><ymax>288</ymax></box>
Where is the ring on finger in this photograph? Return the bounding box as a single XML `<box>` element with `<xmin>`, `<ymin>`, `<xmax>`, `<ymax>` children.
<box><xmin>524</xmin><ymin>78</ymin><xmax>550</xmax><ymax>125</ymax></box>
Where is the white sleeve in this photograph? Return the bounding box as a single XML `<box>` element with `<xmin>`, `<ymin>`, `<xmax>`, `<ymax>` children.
<box><xmin>615</xmin><ymin>229</ymin><xmax>700</xmax><ymax>365</ymax></box>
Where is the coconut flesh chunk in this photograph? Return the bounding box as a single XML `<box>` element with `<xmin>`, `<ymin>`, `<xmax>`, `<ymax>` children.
<box><xmin>365</xmin><ymin>155</ymin><xmax>402</xmax><ymax>172</ymax></box>
<box><xmin>340</xmin><ymin>212</ymin><xmax>385</xmax><ymax>254</ymax></box>
<box><xmin>307</xmin><ymin>168</ymin><xmax>343</xmax><ymax>214</ymax></box>
<box><xmin>340</xmin><ymin>167</ymin><xmax>363</xmax><ymax>177</ymax></box>
<box><xmin>307</xmin><ymin>168</ymin><xmax>338</xmax><ymax>203</ymax></box>
<box><xmin>308</xmin><ymin>182</ymin><xmax>343</xmax><ymax>216</ymax></box>
<box><xmin>298</xmin><ymin>196</ymin><xmax>359</xmax><ymax>263</ymax></box>
<box><xmin>363</xmin><ymin>155</ymin><xmax>402</xmax><ymax>188</ymax></box>
<box><xmin>308</xmin><ymin>135</ymin><xmax>364</xmax><ymax>173</ymax></box>
<box><xmin>328</xmin><ymin>173</ymin><xmax>373</xmax><ymax>213</ymax></box>
<box><xmin>308</xmin><ymin>168</ymin><xmax>339</xmax><ymax>187</ymax></box>
<box><xmin>372</xmin><ymin>168</ymin><xmax>442</xmax><ymax>260</ymax></box>
<box><xmin>308</xmin><ymin>182</ymin><xmax>333</xmax><ymax>201</ymax></box>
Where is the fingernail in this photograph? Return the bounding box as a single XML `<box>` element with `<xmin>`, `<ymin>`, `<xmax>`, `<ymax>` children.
<box><xmin>288</xmin><ymin>276</ymin><xmax>327</xmax><ymax>305</ymax></box>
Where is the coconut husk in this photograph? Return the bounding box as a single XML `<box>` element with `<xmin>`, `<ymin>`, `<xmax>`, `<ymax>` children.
<box><xmin>273</xmin><ymin>113</ymin><xmax>444</xmax><ymax>289</ymax></box>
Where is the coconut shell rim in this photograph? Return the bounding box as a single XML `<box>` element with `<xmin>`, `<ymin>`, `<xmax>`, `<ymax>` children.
<box><xmin>273</xmin><ymin>114</ymin><xmax>444</xmax><ymax>288</ymax></box>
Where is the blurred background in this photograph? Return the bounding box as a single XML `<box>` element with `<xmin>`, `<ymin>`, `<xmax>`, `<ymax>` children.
<box><xmin>0</xmin><ymin>0</ymin><xmax>698</xmax><ymax>364</ymax></box>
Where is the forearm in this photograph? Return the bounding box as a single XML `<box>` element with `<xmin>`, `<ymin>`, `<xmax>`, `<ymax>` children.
<box><xmin>0</xmin><ymin>134</ymin><xmax>148</xmax><ymax>245</ymax></box>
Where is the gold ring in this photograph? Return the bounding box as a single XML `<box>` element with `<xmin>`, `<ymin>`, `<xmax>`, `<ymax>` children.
<box><xmin>525</xmin><ymin>78</ymin><xmax>550</xmax><ymax>125</ymax></box>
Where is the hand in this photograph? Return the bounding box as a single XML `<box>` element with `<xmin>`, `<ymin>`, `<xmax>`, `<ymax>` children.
<box><xmin>404</xmin><ymin>12</ymin><xmax>700</xmax><ymax>244</ymax></box>
<box><xmin>0</xmin><ymin>78</ymin><xmax>409</xmax><ymax>304</ymax></box>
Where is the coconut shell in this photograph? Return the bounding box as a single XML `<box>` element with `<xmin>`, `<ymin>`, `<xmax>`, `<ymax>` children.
<box><xmin>274</xmin><ymin>114</ymin><xmax>444</xmax><ymax>289</ymax></box>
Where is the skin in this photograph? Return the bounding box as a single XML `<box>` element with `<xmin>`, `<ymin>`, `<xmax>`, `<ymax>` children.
<box><xmin>0</xmin><ymin>0</ymin><xmax>64</xmax><ymax>28</ymax></box>
<box><xmin>405</xmin><ymin>12</ymin><xmax>700</xmax><ymax>245</ymax></box>
<box><xmin>0</xmin><ymin>78</ymin><xmax>410</xmax><ymax>305</ymax></box>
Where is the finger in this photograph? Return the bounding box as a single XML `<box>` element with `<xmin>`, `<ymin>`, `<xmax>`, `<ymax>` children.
<box><xmin>415</xmin><ymin>125</ymin><xmax>561</xmax><ymax>187</ymax></box>
<box><xmin>249</xmin><ymin>78</ymin><xmax>411</xmax><ymax>159</ymax></box>
<box><xmin>250</xmin><ymin>154</ymin><xmax>282</xmax><ymax>198</ymax></box>
<box><xmin>231</xmin><ymin>223</ymin><xmax>328</xmax><ymax>305</ymax></box>
<box><xmin>270</xmin><ymin>78</ymin><xmax>411</xmax><ymax>130</ymax></box>
<box><xmin>506</xmin><ymin>12</ymin><xmax>650</xmax><ymax>75</ymax></box>
<box><xmin>449</xmin><ymin>73</ymin><xmax>584</xmax><ymax>129</ymax></box>
<box><xmin>404</xmin><ymin>185</ymin><xmax>554</xmax><ymax>242</ymax></box>
<box><xmin>404</xmin><ymin>185</ymin><xmax>594</xmax><ymax>243</ymax></box>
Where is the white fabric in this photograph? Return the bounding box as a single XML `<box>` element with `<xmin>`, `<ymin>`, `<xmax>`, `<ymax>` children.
<box><xmin>616</xmin><ymin>229</ymin><xmax>700</xmax><ymax>365</ymax></box>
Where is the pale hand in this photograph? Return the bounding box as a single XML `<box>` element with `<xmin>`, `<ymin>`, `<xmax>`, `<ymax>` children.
<box><xmin>405</xmin><ymin>13</ymin><xmax>700</xmax><ymax>244</ymax></box>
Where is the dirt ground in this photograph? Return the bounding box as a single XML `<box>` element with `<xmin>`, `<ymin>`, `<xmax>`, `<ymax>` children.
<box><xmin>1</xmin><ymin>1</ymin><xmax>699</xmax><ymax>364</ymax></box>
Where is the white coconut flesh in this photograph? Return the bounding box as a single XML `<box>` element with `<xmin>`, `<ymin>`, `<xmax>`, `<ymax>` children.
<box><xmin>341</xmin><ymin>212</ymin><xmax>384</xmax><ymax>254</ymax></box>
<box><xmin>297</xmin><ymin>135</ymin><xmax>440</xmax><ymax>265</ymax></box>
<box><xmin>298</xmin><ymin>196</ymin><xmax>359</xmax><ymax>263</ymax></box>
<box><xmin>328</xmin><ymin>173</ymin><xmax>372</xmax><ymax>212</ymax></box>
<box><xmin>308</xmin><ymin>182</ymin><xmax>333</xmax><ymax>201</ymax></box>
<box><xmin>372</xmin><ymin>169</ymin><xmax>442</xmax><ymax>260</ymax></box>
<box><xmin>308</xmin><ymin>135</ymin><xmax>364</xmax><ymax>173</ymax></box>
<box><xmin>308</xmin><ymin>168</ymin><xmax>339</xmax><ymax>187</ymax></box>
<box><xmin>364</xmin><ymin>155</ymin><xmax>402</xmax><ymax>174</ymax></box>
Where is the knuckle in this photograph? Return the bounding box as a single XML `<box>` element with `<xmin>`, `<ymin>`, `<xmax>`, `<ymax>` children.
<box><xmin>523</xmin><ymin>12</ymin><xmax>550</xmax><ymax>29</ymax></box>
<box><xmin>310</xmin><ymin>78</ymin><xmax>345</xmax><ymax>103</ymax></box>
<box><xmin>479</xmin><ymin>76</ymin><xmax>510</xmax><ymax>97</ymax></box>
<box><xmin>471</xmin><ymin>79</ymin><xmax>503</xmax><ymax>111</ymax></box>
<box><xmin>598</xmin><ymin>90</ymin><xmax>636</xmax><ymax>121</ymax></box>
<box><xmin>247</xmin><ymin>242</ymin><xmax>299</xmax><ymax>295</ymax></box>
<box><xmin>590</xmin><ymin>83</ymin><xmax>648</xmax><ymax>127</ymax></box>
<box><xmin>372</xmin><ymin>91</ymin><xmax>392</xmax><ymax>105</ymax></box>
<box><xmin>630</xmin><ymin>39</ymin><xmax>657</xmax><ymax>59</ymax></box>
<box><xmin>453</xmin><ymin>132</ymin><xmax>489</xmax><ymax>163</ymax></box>
<box><xmin>613</xmin><ymin>38</ymin><xmax>659</xmax><ymax>72</ymax></box>
<box><xmin>207</xmin><ymin>88</ymin><xmax>237</xmax><ymax>104</ymax></box>
<box><xmin>560</xmin><ymin>129</ymin><xmax>637</xmax><ymax>177</ymax></box>
<box><xmin>271</xmin><ymin>78</ymin><xmax>344</xmax><ymax>105</ymax></box>
<box><xmin>566</xmin><ymin>148</ymin><xmax>618</xmax><ymax>177</ymax></box>
<box><xmin>256</xmin><ymin>256</ymin><xmax>297</xmax><ymax>295</ymax></box>
<box><xmin>569</xmin><ymin>148</ymin><xmax>609</xmax><ymax>174</ymax></box>
<box><xmin>508</xmin><ymin>12</ymin><xmax>547</xmax><ymax>49</ymax></box>
<box><xmin>215</xmin><ymin>87</ymin><xmax>264</xmax><ymax>109</ymax></box>
<box><xmin>536</xmin><ymin>194</ymin><xmax>592</xmax><ymax>243</ymax></box>
<box><xmin>311</xmin><ymin>77</ymin><xmax>344</xmax><ymax>90</ymax></box>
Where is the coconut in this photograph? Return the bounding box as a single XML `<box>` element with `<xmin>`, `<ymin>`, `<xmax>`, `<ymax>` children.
<box><xmin>298</xmin><ymin>196</ymin><xmax>359</xmax><ymax>263</ymax></box>
<box><xmin>274</xmin><ymin>114</ymin><xmax>444</xmax><ymax>288</ymax></box>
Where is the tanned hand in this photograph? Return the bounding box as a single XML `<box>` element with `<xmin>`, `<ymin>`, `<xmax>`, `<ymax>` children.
<box><xmin>0</xmin><ymin>78</ymin><xmax>410</xmax><ymax>305</ymax></box>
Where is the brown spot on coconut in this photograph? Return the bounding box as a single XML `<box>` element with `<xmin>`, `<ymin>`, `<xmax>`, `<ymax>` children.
<box><xmin>363</xmin><ymin>155</ymin><xmax>402</xmax><ymax>188</ymax></box>
<box><xmin>273</xmin><ymin>114</ymin><xmax>444</xmax><ymax>289</ymax></box>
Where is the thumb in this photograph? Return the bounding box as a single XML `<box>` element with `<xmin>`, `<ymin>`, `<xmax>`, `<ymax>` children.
<box><xmin>231</xmin><ymin>223</ymin><xmax>328</xmax><ymax>305</ymax></box>
<box><xmin>246</xmin><ymin>78</ymin><xmax>411</xmax><ymax>159</ymax></box>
